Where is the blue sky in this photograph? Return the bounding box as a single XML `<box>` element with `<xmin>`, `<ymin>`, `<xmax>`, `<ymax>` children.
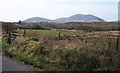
<box><xmin>0</xmin><ymin>0</ymin><xmax>119</xmax><ymax>22</ymax></box>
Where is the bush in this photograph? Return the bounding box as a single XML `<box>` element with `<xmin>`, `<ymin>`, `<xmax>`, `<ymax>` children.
<box><xmin>14</xmin><ymin>37</ymin><xmax>27</xmax><ymax>46</ymax></box>
<box><xmin>58</xmin><ymin>50</ymin><xmax>100</xmax><ymax>70</ymax></box>
<box><xmin>2</xmin><ymin>42</ymin><xmax>10</xmax><ymax>52</ymax></box>
<box><xmin>34</xmin><ymin>46</ymin><xmax>100</xmax><ymax>70</ymax></box>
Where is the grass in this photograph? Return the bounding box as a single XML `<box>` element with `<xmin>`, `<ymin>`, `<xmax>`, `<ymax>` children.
<box><xmin>2</xmin><ymin>29</ymin><xmax>120</xmax><ymax>71</ymax></box>
<box><xmin>15</xmin><ymin>29</ymin><xmax>86</xmax><ymax>37</ymax></box>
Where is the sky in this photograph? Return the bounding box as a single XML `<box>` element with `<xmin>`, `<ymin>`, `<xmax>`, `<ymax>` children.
<box><xmin>0</xmin><ymin>0</ymin><xmax>119</xmax><ymax>22</ymax></box>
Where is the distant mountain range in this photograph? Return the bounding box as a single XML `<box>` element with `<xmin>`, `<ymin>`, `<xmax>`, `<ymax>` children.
<box><xmin>23</xmin><ymin>14</ymin><xmax>106</xmax><ymax>23</ymax></box>
<box><xmin>23</xmin><ymin>17</ymin><xmax>51</xmax><ymax>23</ymax></box>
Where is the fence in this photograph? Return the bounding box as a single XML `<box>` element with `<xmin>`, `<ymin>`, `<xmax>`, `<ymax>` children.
<box><xmin>7</xmin><ymin>31</ymin><xmax>22</xmax><ymax>44</ymax></box>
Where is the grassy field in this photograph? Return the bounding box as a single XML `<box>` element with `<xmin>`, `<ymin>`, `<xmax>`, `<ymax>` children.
<box><xmin>16</xmin><ymin>29</ymin><xmax>119</xmax><ymax>37</ymax></box>
<box><xmin>2</xmin><ymin>29</ymin><xmax>120</xmax><ymax>71</ymax></box>
<box><xmin>15</xmin><ymin>29</ymin><xmax>86</xmax><ymax>37</ymax></box>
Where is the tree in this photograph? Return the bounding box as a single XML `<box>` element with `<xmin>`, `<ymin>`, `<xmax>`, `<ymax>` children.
<box><xmin>18</xmin><ymin>20</ymin><xmax>22</xmax><ymax>25</ymax></box>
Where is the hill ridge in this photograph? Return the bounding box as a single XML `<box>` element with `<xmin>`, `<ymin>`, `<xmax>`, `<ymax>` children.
<box><xmin>23</xmin><ymin>14</ymin><xmax>106</xmax><ymax>23</ymax></box>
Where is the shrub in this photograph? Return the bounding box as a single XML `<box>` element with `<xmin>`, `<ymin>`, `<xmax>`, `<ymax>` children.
<box><xmin>2</xmin><ymin>42</ymin><xmax>10</xmax><ymax>52</ymax></box>
<box><xmin>58</xmin><ymin>50</ymin><xmax>100</xmax><ymax>70</ymax></box>
<box><xmin>14</xmin><ymin>37</ymin><xmax>27</xmax><ymax>46</ymax></box>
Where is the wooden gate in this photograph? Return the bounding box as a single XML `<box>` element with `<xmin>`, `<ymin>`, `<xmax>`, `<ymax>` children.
<box><xmin>7</xmin><ymin>31</ymin><xmax>22</xmax><ymax>44</ymax></box>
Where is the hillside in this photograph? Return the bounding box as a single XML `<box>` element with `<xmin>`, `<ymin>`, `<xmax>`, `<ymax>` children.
<box><xmin>23</xmin><ymin>14</ymin><xmax>105</xmax><ymax>23</ymax></box>
<box><xmin>54</xmin><ymin>14</ymin><xmax>105</xmax><ymax>23</ymax></box>
<box><xmin>23</xmin><ymin>17</ymin><xmax>52</xmax><ymax>23</ymax></box>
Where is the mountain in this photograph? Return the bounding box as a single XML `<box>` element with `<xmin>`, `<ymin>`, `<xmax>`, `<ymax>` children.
<box><xmin>23</xmin><ymin>14</ymin><xmax>105</xmax><ymax>23</ymax></box>
<box><xmin>23</xmin><ymin>17</ymin><xmax>52</xmax><ymax>23</ymax></box>
<box><xmin>54</xmin><ymin>14</ymin><xmax>105</xmax><ymax>23</ymax></box>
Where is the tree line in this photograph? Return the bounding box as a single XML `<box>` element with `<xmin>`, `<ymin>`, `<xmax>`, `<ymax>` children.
<box><xmin>2</xmin><ymin>21</ymin><xmax>120</xmax><ymax>33</ymax></box>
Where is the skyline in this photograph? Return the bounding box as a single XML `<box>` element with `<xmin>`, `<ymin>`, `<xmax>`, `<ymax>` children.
<box><xmin>0</xmin><ymin>0</ymin><xmax>119</xmax><ymax>22</ymax></box>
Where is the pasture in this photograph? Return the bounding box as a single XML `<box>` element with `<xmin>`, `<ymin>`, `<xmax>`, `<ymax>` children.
<box><xmin>2</xmin><ymin>29</ymin><xmax>120</xmax><ymax>71</ymax></box>
<box><xmin>16</xmin><ymin>29</ymin><xmax>119</xmax><ymax>37</ymax></box>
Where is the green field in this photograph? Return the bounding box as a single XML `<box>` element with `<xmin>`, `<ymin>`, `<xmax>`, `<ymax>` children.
<box><xmin>16</xmin><ymin>29</ymin><xmax>87</xmax><ymax>37</ymax></box>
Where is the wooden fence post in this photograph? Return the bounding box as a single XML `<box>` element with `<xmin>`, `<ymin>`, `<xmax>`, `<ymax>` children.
<box><xmin>23</xmin><ymin>29</ymin><xmax>26</xmax><ymax>37</ymax></box>
<box><xmin>116</xmin><ymin>36</ymin><xmax>119</xmax><ymax>51</ymax></box>
<box><xmin>34</xmin><ymin>30</ymin><xmax>37</xmax><ymax>37</ymax></box>
<box><xmin>7</xmin><ymin>31</ymin><xmax>11</xmax><ymax>44</ymax></box>
<box><xmin>58</xmin><ymin>32</ymin><xmax>61</xmax><ymax>39</ymax></box>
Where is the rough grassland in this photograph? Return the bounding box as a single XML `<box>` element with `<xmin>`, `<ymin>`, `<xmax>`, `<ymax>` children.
<box><xmin>2</xmin><ymin>29</ymin><xmax>120</xmax><ymax>71</ymax></box>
